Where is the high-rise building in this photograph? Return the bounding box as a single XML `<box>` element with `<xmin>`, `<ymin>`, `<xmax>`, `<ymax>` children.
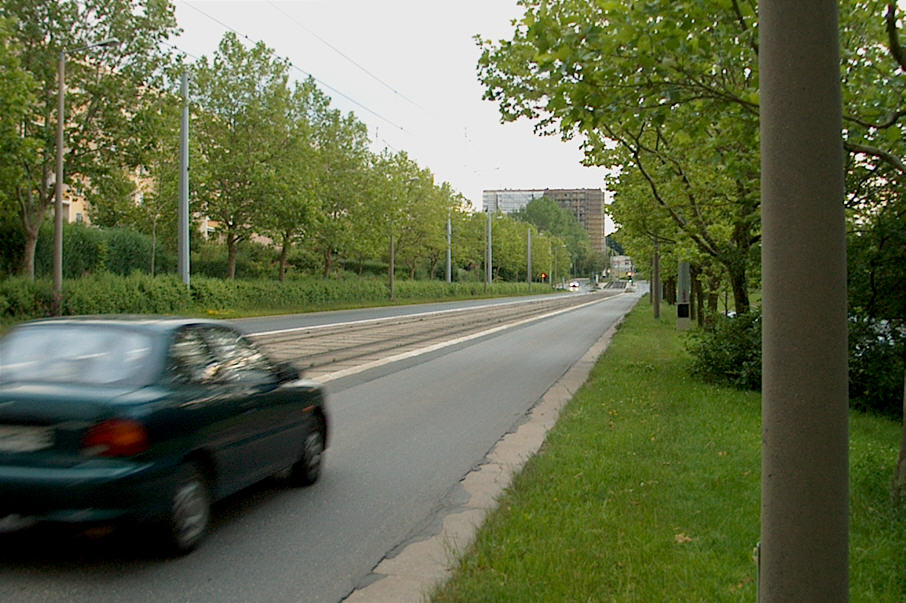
<box><xmin>482</xmin><ymin>188</ymin><xmax>606</xmax><ymax>254</ymax></box>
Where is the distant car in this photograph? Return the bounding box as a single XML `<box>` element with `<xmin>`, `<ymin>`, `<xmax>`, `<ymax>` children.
<box><xmin>0</xmin><ymin>317</ymin><xmax>328</xmax><ymax>555</ymax></box>
<box><xmin>569</xmin><ymin>281</ymin><xmax>581</xmax><ymax>291</ymax></box>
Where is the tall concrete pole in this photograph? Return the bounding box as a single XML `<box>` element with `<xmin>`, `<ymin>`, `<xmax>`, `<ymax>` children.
<box><xmin>389</xmin><ymin>233</ymin><xmax>395</xmax><ymax>301</ymax></box>
<box><xmin>485</xmin><ymin>211</ymin><xmax>492</xmax><ymax>290</ymax></box>
<box><xmin>178</xmin><ymin>72</ymin><xmax>190</xmax><ymax>288</ymax></box>
<box><xmin>445</xmin><ymin>213</ymin><xmax>452</xmax><ymax>283</ymax></box>
<box><xmin>549</xmin><ymin>239</ymin><xmax>553</xmax><ymax>289</ymax></box>
<box><xmin>760</xmin><ymin>2</ymin><xmax>848</xmax><ymax>600</ymax></box>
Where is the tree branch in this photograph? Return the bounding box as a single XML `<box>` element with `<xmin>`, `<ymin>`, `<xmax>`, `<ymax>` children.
<box><xmin>843</xmin><ymin>108</ymin><xmax>906</xmax><ymax>130</ymax></box>
<box><xmin>845</xmin><ymin>140</ymin><xmax>906</xmax><ymax>176</ymax></box>
<box><xmin>887</xmin><ymin>3</ymin><xmax>906</xmax><ymax>72</ymax></box>
<box><xmin>731</xmin><ymin>0</ymin><xmax>758</xmax><ymax>55</ymax></box>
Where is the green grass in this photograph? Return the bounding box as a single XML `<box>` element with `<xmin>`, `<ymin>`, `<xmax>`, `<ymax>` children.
<box><xmin>433</xmin><ymin>301</ymin><xmax>905</xmax><ymax>602</ymax></box>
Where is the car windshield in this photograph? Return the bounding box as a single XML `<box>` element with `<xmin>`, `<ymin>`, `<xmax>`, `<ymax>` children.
<box><xmin>0</xmin><ymin>325</ymin><xmax>155</xmax><ymax>386</ymax></box>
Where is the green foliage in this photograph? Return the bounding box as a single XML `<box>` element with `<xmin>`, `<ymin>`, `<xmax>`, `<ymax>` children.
<box><xmin>0</xmin><ymin>273</ymin><xmax>555</xmax><ymax>325</ymax></box>
<box><xmin>0</xmin><ymin>0</ymin><xmax>180</xmax><ymax>277</ymax></box>
<box><xmin>33</xmin><ymin>222</ymin><xmax>108</xmax><ymax>277</ymax></box>
<box><xmin>190</xmin><ymin>240</ymin><xmax>275</xmax><ymax>279</ymax></box>
<box><xmin>685</xmin><ymin>309</ymin><xmax>762</xmax><ymax>391</ymax></box>
<box><xmin>0</xmin><ymin>217</ymin><xmax>25</xmax><ymax>276</ymax></box>
<box><xmin>62</xmin><ymin>272</ymin><xmax>191</xmax><ymax>315</ymax></box>
<box><xmin>434</xmin><ymin>302</ymin><xmax>905</xmax><ymax>601</ymax></box>
<box><xmin>0</xmin><ymin>16</ymin><xmax>38</xmax><ymax>217</ymax></box>
<box><xmin>685</xmin><ymin>307</ymin><xmax>905</xmax><ymax>419</ymax></box>
<box><xmin>849</xmin><ymin>316</ymin><xmax>906</xmax><ymax>419</ymax></box>
<box><xmin>0</xmin><ymin>277</ymin><xmax>55</xmax><ymax>321</ymax></box>
<box><xmin>515</xmin><ymin>196</ymin><xmax>602</xmax><ymax>277</ymax></box>
<box><xmin>104</xmin><ymin>227</ymin><xmax>177</xmax><ymax>275</ymax></box>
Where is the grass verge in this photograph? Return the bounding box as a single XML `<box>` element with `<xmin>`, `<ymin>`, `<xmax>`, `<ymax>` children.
<box><xmin>432</xmin><ymin>301</ymin><xmax>905</xmax><ymax>601</ymax></box>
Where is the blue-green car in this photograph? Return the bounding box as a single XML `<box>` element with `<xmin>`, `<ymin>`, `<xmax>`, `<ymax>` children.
<box><xmin>0</xmin><ymin>317</ymin><xmax>328</xmax><ymax>554</ymax></box>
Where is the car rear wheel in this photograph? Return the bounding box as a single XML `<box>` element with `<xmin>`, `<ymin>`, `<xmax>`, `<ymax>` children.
<box><xmin>289</xmin><ymin>425</ymin><xmax>324</xmax><ymax>487</ymax></box>
<box><xmin>162</xmin><ymin>462</ymin><xmax>210</xmax><ymax>555</ymax></box>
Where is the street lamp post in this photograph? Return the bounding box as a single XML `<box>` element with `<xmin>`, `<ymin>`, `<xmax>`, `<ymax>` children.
<box><xmin>445</xmin><ymin>213</ymin><xmax>452</xmax><ymax>283</ymax></box>
<box><xmin>549</xmin><ymin>238</ymin><xmax>553</xmax><ymax>289</ymax></box>
<box><xmin>54</xmin><ymin>38</ymin><xmax>118</xmax><ymax>313</ymax></box>
<box><xmin>484</xmin><ymin>209</ymin><xmax>493</xmax><ymax>292</ymax></box>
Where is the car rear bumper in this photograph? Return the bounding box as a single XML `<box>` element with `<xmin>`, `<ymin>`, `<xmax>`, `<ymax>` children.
<box><xmin>0</xmin><ymin>459</ymin><xmax>176</xmax><ymax>523</ymax></box>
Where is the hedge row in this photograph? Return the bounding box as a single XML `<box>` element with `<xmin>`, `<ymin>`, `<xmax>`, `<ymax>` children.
<box><xmin>0</xmin><ymin>274</ymin><xmax>552</xmax><ymax>324</ymax></box>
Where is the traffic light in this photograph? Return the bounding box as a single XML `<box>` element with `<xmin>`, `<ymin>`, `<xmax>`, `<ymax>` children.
<box><xmin>541</xmin><ymin>272</ymin><xmax>547</xmax><ymax>282</ymax></box>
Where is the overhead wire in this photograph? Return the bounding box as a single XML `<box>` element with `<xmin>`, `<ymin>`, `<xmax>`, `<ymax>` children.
<box><xmin>181</xmin><ymin>0</ymin><xmax>406</xmax><ymax>134</ymax></box>
<box><xmin>176</xmin><ymin>0</ymin><xmax>498</xmax><ymax>195</ymax></box>
<box><xmin>265</xmin><ymin>1</ymin><xmax>426</xmax><ymax>113</ymax></box>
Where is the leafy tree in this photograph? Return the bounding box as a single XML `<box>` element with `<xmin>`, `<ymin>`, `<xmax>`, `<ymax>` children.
<box><xmin>0</xmin><ymin>0</ymin><xmax>179</xmax><ymax>278</ymax></box>
<box><xmin>307</xmin><ymin>106</ymin><xmax>370</xmax><ymax>278</ymax></box>
<box><xmin>847</xmin><ymin>163</ymin><xmax>906</xmax><ymax>499</ymax></box>
<box><xmin>451</xmin><ymin>209</ymin><xmax>485</xmax><ymax>277</ymax></box>
<box><xmin>190</xmin><ymin>32</ymin><xmax>295</xmax><ymax>279</ymax></box>
<box><xmin>513</xmin><ymin>197</ymin><xmax>589</xmax><ymax>276</ymax></box>
<box><xmin>422</xmin><ymin>183</ymin><xmax>462</xmax><ymax>280</ymax></box>
<box><xmin>257</xmin><ymin>77</ymin><xmax>323</xmax><ymax>281</ymax></box>
<box><xmin>396</xmin><ymin>168</ymin><xmax>451</xmax><ymax>280</ymax></box>
<box><xmin>841</xmin><ymin>2</ymin><xmax>906</xmax><ymax>185</ymax></box>
<box><xmin>0</xmin><ymin>17</ymin><xmax>38</xmax><ymax>226</ymax></box>
<box><xmin>476</xmin><ymin>0</ymin><xmax>903</xmax><ymax>314</ymax></box>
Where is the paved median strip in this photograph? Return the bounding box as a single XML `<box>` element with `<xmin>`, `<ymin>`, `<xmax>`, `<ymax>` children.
<box><xmin>316</xmin><ymin>296</ymin><xmax>615</xmax><ymax>383</ymax></box>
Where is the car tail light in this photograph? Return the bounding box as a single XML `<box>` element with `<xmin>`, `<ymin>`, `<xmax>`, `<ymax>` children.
<box><xmin>82</xmin><ymin>419</ymin><xmax>149</xmax><ymax>457</ymax></box>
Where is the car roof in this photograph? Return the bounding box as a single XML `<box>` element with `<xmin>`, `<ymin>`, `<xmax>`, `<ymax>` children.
<box><xmin>10</xmin><ymin>316</ymin><xmax>229</xmax><ymax>334</ymax></box>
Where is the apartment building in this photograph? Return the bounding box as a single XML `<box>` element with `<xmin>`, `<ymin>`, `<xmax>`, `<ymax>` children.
<box><xmin>482</xmin><ymin>188</ymin><xmax>606</xmax><ymax>254</ymax></box>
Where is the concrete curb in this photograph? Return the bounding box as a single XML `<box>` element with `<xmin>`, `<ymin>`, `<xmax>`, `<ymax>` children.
<box><xmin>344</xmin><ymin>314</ymin><xmax>626</xmax><ymax>602</ymax></box>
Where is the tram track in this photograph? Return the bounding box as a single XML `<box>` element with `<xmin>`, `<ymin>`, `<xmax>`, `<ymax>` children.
<box><xmin>250</xmin><ymin>289</ymin><xmax>623</xmax><ymax>380</ymax></box>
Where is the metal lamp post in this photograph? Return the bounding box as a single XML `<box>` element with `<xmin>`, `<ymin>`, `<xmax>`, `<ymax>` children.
<box><xmin>54</xmin><ymin>38</ymin><xmax>118</xmax><ymax>312</ymax></box>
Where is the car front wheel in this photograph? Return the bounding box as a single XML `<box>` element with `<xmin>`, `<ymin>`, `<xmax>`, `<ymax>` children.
<box><xmin>289</xmin><ymin>426</ymin><xmax>324</xmax><ymax>487</ymax></box>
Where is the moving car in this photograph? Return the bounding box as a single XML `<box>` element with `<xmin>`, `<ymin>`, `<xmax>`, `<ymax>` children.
<box><xmin>0</xmin><ymin>317</ymin><xmax>328</xmax><ymax>554</ymax></box>
<box><xmin>569</xmin><ymin>281</ymin><xmax>581</xmax><ymax>291</ymax></box>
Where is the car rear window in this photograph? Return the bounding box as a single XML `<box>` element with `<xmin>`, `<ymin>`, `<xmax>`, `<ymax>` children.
<box><xmin>0</xmin><ymin>325</ymin><xmax>156</xmax><ymax>386</ymax></box>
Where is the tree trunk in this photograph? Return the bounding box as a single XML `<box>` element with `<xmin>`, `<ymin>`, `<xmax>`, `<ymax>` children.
<box><xmin>708</xmin><ymin>273</ymin><xmax>722</xmax><ymax>315</ymax></box>
<box><xmin>664</xmin><ymin>277</ymin><xmax>677</xmax><ymax>305</ymax></box>
<box><xmin>691</xmin><ymin>267</ymin><xmax>706</xmax><ymax>326</ymax></box>
<box><xmin>18</xmin><ymin>191</ymin><xmax>44</xmax><ymax>279</ymax></box>
<box><xmin>227</xmin><ymin>233</ymin><xmax>238</xmax><ymax>280</ymax></box>
<box><xmin>729</xmin><ymin>266</ymin><xmax>750</xmax><ymax>314</ymax></box>
<box><xmin>278</xmin><ymin>237</ymin><xmax>289</xmax><ymax>282</ymax></box>
<box><xmin>893</xmin><ymin>373</ymin><xmax>906</xmax><ymax>502</ymax></box>
<box><xmin>322</xmin><ymin>248</ymin><xmax>333</xmax><ymax>279</ymax></box>
<box><xmin>150</xmin><ymin>217</ymin><xmax>157</xmax><ymax>277</ymax></box>
<box><xmin>21</xmin><ymin>225</ymin><xmax>39</xmax><ymax>279</ymax></box>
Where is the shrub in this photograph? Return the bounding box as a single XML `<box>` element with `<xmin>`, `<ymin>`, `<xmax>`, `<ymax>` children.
<box><xmin>0</xmin><ymin>277</ymin><xmax>55</xmax><ymax>321</ymax></box>
<box><xmin>60</xmin><ymin>273</ymin><xmax>191</xmax><ymax>315</ymax></box>
<box><xmin>103</xmin><ymin>228</ymin><xmax>177</xmax><ymax>276</ymax></box>
<box><xmin>685</xmin><ymin>309</ymin><xmax>905</xmax><ymax>420</ymax></box>
<box><xmin>0</xmin><ymin>217</ymin><xmax>24</xmax><ymax>277</ymax></box>
<box><xmin>848</xmin><ymin>316</ymin><xmax>905</xmax><ymax>419</ymax></box>
<box><xmin>33</xmin><ymin>222</ymin><xmax>108</xmax><ymax>278</ymax></box>
<box><xmin>685</xmin><ymin>310</ymin><xmax>763</xmax><ymax>391</ymax></box>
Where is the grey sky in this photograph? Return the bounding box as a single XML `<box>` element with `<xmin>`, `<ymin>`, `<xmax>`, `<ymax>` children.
<box><xmin>172</xmin><ymin>0</ymin><xmax>609</xmax><ymax>210</ymax></box>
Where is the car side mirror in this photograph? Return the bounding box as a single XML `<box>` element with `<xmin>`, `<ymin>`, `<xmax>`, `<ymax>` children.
<box><xmin>274</xmin><ymin>362</ymin><xmax>301</xmax><ymax>383</ymax></box>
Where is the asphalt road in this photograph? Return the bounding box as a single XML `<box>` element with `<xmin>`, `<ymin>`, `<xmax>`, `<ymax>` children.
<box><xmin>0</xmin><ymin>289</ymin><xmax>641</xmax><ymax>602</ymax></box>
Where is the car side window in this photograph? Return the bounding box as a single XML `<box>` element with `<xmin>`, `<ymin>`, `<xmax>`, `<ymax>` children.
<box><xmin>168</xmin><ymin>328</ymin><xmax>220</xmax><ymax>384</ymax></box>
<box><xmin>202</xmin><ymin>327</ymin><xmax>275</xmax><ymax>385</ymax></box>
